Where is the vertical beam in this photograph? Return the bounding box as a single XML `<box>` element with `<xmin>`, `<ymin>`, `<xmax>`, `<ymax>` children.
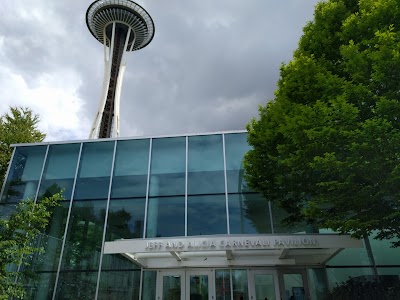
<box><xmin>95</xmin><ymin>140</ymin><xmax>118</xmax><ymax>299</ymax></box>
<box><xmin>0</xmin><ymin>147</ymin><xmax>16</xmax><ymax>199</ymax></box>
<box><xmin>185</xmin><ymin>136</ymin><xmax>188</xmax><ymax>236</ymax></box>
<box><xmin>222</xmin><ymin>134</ymin><xmax>230</xmax><ymax>234</ymax></box>
<box><xmin>52</xmin><ymin>143</ymin><xmax>83</xmax><ymax>300</ymax></box>
<box><xmin>143</xmin><ymin>138</ymin><xmax>152</xmax><ymax>238</ymax></box>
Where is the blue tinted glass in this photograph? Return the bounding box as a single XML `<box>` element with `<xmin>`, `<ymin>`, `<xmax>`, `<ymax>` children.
<box><xmin>187</xmin><ymin>195</ymin><xmax>227</xmax><ymax>235</ymax></box>
<box><xmin>98</xmin><ymin>268</ymin><xmax>141</xmax><ymax>299</ymax></box>
<box><xmin>106</xmin><ymin>198</ymin><xmax>146</xmax><ymax>240</ymax></box>
<box><xmin>111</xmin><ymin>139</ymin><xmax>149</xmax><ymax>198</ymax></box>
<box><xmin>1</xmin><ymin>146</ymin><xmax>47</xmax><ymax>203</ymax></box>
<box><xmin>188</xmin><ymin>135</ymin><xmax>224</xmax><ymax>195</ymax></box>
<box><xmin>60</xmin><ymin>200</ymin><xmax>106</xmax><ymax>271</ymax></box>
<box><xmin>271</xmin><ymin>203</ymin><xmax>318</xmax><ymax>234</ymax></box>
<box><xmin>55</xmin><ymin>271</ymin><xmax>98</xmax><ymax>299</ymax></box>
<box><xmin>38</xmin><ymin>143</ymin><xmax>80</xmax><ymax>200</ymax></box>
<box><xmin>74</xmin><ymin>142</ymin><xmax>114</xmax><ymax>200</ymax></box>
<box><xmin>146</xmin><ymin>197</ymin><xmax>185</xmax><ymax>238</ymax></box>
<box><xmin>229</xmin><ymin>193</ymin><xmax>272</xmax><ymax>234</ymax></box>
<box><xmin>149</xmin><ymin>137</ymin><xmax>186</xmax><ymax>197</ymax></box>
<box><xmin>27</xmin><ymin>202</ymin><xmax>69</xmax><ymax>272</ymax></box>
<box><xmin>224</xmin><ymin>133</ymin><xmax>252</xmax><ymax>193</ymax></box>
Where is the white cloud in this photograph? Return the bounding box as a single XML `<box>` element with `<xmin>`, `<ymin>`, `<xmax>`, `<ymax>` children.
<box><xmin>0</xmin><ymin>65</ymin><xmax>90</xmax><ymax>141</ymax></box>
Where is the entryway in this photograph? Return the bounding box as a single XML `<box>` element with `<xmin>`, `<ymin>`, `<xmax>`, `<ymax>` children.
<box><xmin>155</xmin><ymin>268</ymin><xmax>310</xmax><ymax>300</ymax></box>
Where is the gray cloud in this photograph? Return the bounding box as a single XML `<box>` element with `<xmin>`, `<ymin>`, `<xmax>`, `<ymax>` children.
<box><xmin>0</xmin><ymin>0</ymin><xmax>319</xmax><ymax>141</ymax></box>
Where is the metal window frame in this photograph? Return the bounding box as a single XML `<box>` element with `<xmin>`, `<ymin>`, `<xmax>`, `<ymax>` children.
<box><xmin>52</xmin><ymin>142</ymin><xmax>83</xmax><ymax>300</ymax></box>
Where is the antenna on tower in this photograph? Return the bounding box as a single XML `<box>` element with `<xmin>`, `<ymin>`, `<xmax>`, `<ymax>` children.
<box><xmin>86</xmin><ymin>0</ymin><xmax>155</xmax><ymax>139</ymax></box>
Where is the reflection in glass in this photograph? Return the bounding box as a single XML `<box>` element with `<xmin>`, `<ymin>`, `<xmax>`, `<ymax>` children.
<box><xmin>188</xmin><ymin>135</ymin><xmax>224</xmax><ymax>195</ymax></box>
<box><xmin>150</xmin><ymin>137</ymin><xmax>186</xmax><ymax>197</ymax></box>
<box><xmin>106</xmin><ymin>198</ymin><xmax>145</xmax><ymax>240</ymax></box>
<box><xmin>224</xmin><ymin>133</ymin><xmax>252</xmax><ymax>193</ymax></box>
<box><xmin>142</xmin><ymin>271</ymin><xmax>157</xmax><ymax>300</ymax></box>
<box><xmin>98</xmin><ymin>256</ymin><xmax>140</xmax><ymax>300</ymax></box>
<box><xmin>55</xmin><ymin>271</ymin><xmax>98</xmax><ymax>299</ymax></box>
<box><xmin>215</xmin><ymin>270</ymin><xmax>231</xmax><ymax>300</ymax></box>
<box><xmin>282</xmin><ymin>274</ymin><xmax>304</xmax><ymax>300</ymax></box>
<box><xmin>187</xmin><ymin>195</ymin><xmax>227</xmax><ymax>236</ymax></box>
<box><xmin>254</xmin><ymin>274</ymin><xmax>276</xmax><ymax>300</ymax></box>
<box><xmin>163</xmin><ymin>275</ymin><xmax>181</xmax><ymax>300</ymax></box>
<box><xmin>24</xmin><ymin>271</ymin><xmax>57</xmax><ymax>300</ymax></box>
<box><xmin>271</xmin><ymin>203</ymin><xmax>318</xmax><ymax>234</ymax></box>
<box><xmin>233</xmin><ymin>269</ymin><xmax>248</xmax><ymax>300</ymax></box>
<box><xmin>59</xmin><ymin>200</ymin><xmax>106</xmax><ymax>272</ymax></box>
<box><xmin>190</xmin><ymin>275</ymin><xmax>208</xmax><ymax>300</ymax></box>
<box><xmin>146</xmin><ymin>197</ymin><xmax>185</xmax><ymax>238</ymax></box>
<box><xmin>229</xmin><ymin>194</ymin><xmax>271</xmax><ymax>234</ymax></box>
<box><xmin>111</xmin><ymin>139</ymin><xmax>149</xmax><ymax>198</ymax></box>
<box><xmin>38</xmin><ymin>143</ymin><xmax>80</xmax><ymax>200</ymax></box>
<box><xmin>1</xmin><ymin>146</ymin><xmax>47</xmax><ymax>203</ymax></box>
<box><xmin>308</xmin><ymin>269</ymin><xmax>329</xmax><ymax>300</ymax></box>
<box><xmin>74</xmin><ymin>142</ymin><xmax>114</xmax><ymax>200</ymax></box>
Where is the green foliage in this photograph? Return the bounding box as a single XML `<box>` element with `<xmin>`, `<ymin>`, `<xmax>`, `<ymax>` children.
<box><xmin>328</xmin><ymin>277</ymin><xmax>400</xmax><ymax>300</ymax></box>
<box><xmin>244</xmin><ymin>0</ymin><xmax>400</xmax><ymax>246</ymax></box>
<box><xmin>0</xmin><ymin>193</ymin><xmax>62</xmax><ymax>299</ymax></box>
<box><xmin>0</xmin><ymin>106</ymin><xmax>46</xmax><ymax>185</ymax></box>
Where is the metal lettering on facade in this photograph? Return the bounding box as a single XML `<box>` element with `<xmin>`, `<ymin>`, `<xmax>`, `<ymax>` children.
<box><xmin>144</xmin><ymin>237</ymin><xmax>318</xmax><ymax>251</ymax></box>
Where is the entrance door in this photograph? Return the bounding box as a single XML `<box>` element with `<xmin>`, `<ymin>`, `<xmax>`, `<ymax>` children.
<box><xmin>156</xmin><ymin>270</ymin><xmax>214</xmax><ymax>300</ymax></box>
<box><xmin>248</xmin><ymin>270</ymin><xmax>280</xmax><ymax>300</ymax></box>
<box><xmin>278</xmin><ymin>269</ymin><xmax>310</xmax><ymax>300</ymax></box>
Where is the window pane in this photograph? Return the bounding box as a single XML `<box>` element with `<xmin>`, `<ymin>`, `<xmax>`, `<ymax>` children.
<box><xmin>24</xmin><ymin>272</ymin><xmax>57</xmax><ymax>300</ymax></box>
<box><xmin>105</xmin><ymin>198</ymin><xmax>146</xmax><ymax>240</ymax></box>
<box><xmin>111</xmin><ymin>139</ymin><xmax>149</xmax><ymax>198</ymax></box>
<box><xmin>55</xmin><ymin>271</ymin><xmax>98</xmax><ymax>299</ymax></box>
<box><xmin>1</xmin><ymin>146</ymin><xmax>47</xmax><ymax>203</ymax></box>
<box><xmin>74</xmin><ymin>142</ymin><xmax>114</xmax><ymax>200</ymax></box>
<box><xmin>326</xmin><ymin>267</ymin><xmax>374</xmax><ymax>290</ymax></box>
<box><xmin>141</xmin><ymin>271</ymin><xmax>157</xmax><ymax>300</ymax></box>
<box><xmin>38</xmin><ymin>143</ymin><xmax>80</xmax><ymax>200</ymax></box>
<box><xmin>146</xmin><ymin>197</ymin><xmax>185</xmax><ymax>238</ymax></box>
<box><xmin>229</xmin><ymin>193</ymin><xmax>271</xmax><ymax>234</ymax></box>
<box><xmin>188</xmin><ymin>135</ymin><xmax>225</xmax><ymax>195</ymax></box>
<box><xmin>99</xmin><ymin>255</ymin><xmax>141</xmax><ymax>300</ymax></box>
<box><xmin>369</xmin><ymin>233</ymin><xmax>400</xmax><ymax>265</ymax></box>
<box><xmin>188</xmin><ymin>195</ymin><xmax>227</xmax><ymax>236</ymax></box>
<box><xmin>27</xmin><ymin>202</ymin><xmax>70</xmax><ymax>272</ymax></box>
<box><xmin>232</xmin><ymin>270</ymin><xmax>248</xmax><ymax>300</ymax></box>
<box><xmin>59</xmin><ymin>200</ymin><xmax>107</xmax><ymax>272</ymax></box>
<box><xmin>271</xmin><ymin>203</ymin><xmax>318</xmax><ymax>234</ymax></box>
<box><xmin>225</xmin><ymin>133</ymin><xmax>252</xmax><ymax>193</ymax></box>
<box><xmin>215</xmin><ymin>270</ymin><xmax>231</xmax><ymax>300</ymax></box>
<box><xmin>149</xmin><ymin>137</ymin><xmax>186</xmax><ymax>197</ymax></box>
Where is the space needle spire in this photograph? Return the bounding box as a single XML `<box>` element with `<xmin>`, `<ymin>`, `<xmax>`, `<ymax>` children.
<box><xmin>86</xmin><ymin>0</ymin><xmax>155</xmax><ymax>139</ymax></box>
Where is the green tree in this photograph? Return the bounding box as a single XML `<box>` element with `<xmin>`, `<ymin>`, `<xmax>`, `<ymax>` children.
<box><xmin>0</xmin><ymin>106</ymin><xmax>46</xmax><ymax>185</ymax></box>
<box><xmin>244</xmin><ymin>0</ymin><xmax>400</xmax><ymax>246</ymax></box>
<box><xmin>0</xmin><ymin>193</ymin><xmax>62</xmax><ymax>299</ymax></box>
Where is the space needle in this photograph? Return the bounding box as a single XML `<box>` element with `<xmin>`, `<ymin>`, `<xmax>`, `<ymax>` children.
<box><xmin>86</xmin><ymin>0</ymin><xmax>155</xmax><ymax>139</ymax></box>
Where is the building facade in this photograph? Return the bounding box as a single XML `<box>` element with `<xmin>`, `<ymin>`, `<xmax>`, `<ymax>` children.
<box><xmin>0</xmin><ymin>131</ymin><xmax>399</xmax><ymax>299</ymax></box>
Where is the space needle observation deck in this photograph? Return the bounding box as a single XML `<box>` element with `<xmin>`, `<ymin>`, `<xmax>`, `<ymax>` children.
<box><xmin>86</xmin><ymin>0</ymin><xmax>155</xmax><ymax>139</ymax></box>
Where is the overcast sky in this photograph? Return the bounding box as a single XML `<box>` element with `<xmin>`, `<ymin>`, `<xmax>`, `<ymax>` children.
<box><xmin>0</xmin><ymin>0</ymin><xmax>319</xmax><ymax>141</ymax></box>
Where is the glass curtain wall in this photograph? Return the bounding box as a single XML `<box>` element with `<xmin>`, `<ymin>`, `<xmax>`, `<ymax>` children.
<box><xmin>188</xmin><ymin>135</ymin><xmax>227</xmax><ymax>235</ymax></box>
<box><xmin>25</xmin><ymin>144</ymin><xmax>81</xmax><ymax>299</ymax></box>
<box><xmin>98</xmin><ymin>139</ymin><xmax>149</xmax><ymax>299</ymax></box>
<box><xmin>54</xmin><ymin>141</ymin><xmax>114</xmax><ymax>299</ymax></box>
<box><xmin>225</xmin><ymin>133</ymin><xmax>272</xmax><ymax>234</ymax></box>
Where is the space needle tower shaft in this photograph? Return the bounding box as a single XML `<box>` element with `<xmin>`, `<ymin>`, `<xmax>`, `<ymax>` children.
<box><xmin>86</xmin><ymin>0</ymin><xmax>154</xmax><ymax>139</ymax></box>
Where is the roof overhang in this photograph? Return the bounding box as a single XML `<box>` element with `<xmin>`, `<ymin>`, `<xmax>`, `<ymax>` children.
<box><xmin>104</xmin><ymin>234</ymin><xmax>362</xmax><ymax>269</ymax></box>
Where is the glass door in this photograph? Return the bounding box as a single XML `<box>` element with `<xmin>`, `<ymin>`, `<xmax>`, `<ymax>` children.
<box><xmin>248</xmin><ymin>270</ymin><xmax>280</xmax><ymax>300</ymax></box>
<box><xmin>156</xmin><ymin>270</ymin><xmax>214</xmax><ymax>300</ymax></box>
<box><xmin>156</xmin><ymin>270</ymin><xmax>185</xmax><ymax>300</ymax></box>
<box><xmin>186</xmin><ymin>270</ymin><xmax>214</xmax><ymax>300</ymax></box>
<box><xmin>278</xmin><ymin>269</ymin><xmax>310</xmax><ymax>300</ymax></box>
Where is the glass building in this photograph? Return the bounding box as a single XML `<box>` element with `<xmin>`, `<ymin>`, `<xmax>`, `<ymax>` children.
<box><xmin>1</xmin><ymin>131</ymin><xmax>399</xmax><ymax>299</ymax></box>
